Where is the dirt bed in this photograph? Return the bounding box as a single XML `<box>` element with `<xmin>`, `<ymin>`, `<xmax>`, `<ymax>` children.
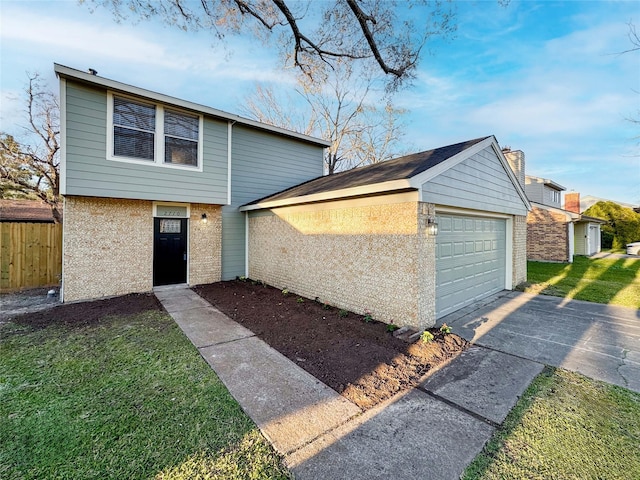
<box><xmin>193</xmin><ymin>280</ymin><xmax>468</xmax><ymax>410</ymax></box>
<box><xmin>4</xmin><ymin>292</ymin><xmax>164</xmax><ymax>331</ymax></box>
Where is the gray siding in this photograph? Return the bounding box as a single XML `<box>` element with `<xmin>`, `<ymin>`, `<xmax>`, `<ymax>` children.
<box><xmin>63</xmin><ymin>81</ymin><xmax>228</xmax><ymax>204</ymax></box>
<box><xmin>524</xmin><ymin>182</ymin><xmax>562</xmax><ymax>208</ymax></box>
<box><xmin>222</xmin><ymin>125</ymin><xmax>324</xmax><ymax>280</ymax></box>
<box><xmin>524</xmin><ymin>182</ymin><xmax>544</xmax><ymax>204</ymax></box>
<box><xmin>422</xmin><ymin>146</ymin><xmax>527</xmax><ymax>216</ymax></box>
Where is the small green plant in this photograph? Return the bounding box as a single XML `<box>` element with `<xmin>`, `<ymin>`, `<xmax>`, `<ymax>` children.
<box><xmin>338</xmin><ymin>309</ymin><xmax>349</xmax><ymax>318</ymax></box>
<box><xmin>296</xmin><ymin>297</ymin><xmax>304</xmax><ymax>303</ymax></box>
<box><xmin>363</xmin><ymin>309</ymin><xmax>373</xmax><ymax>323</ymax></box>
<box><xmin>237</xmin><ymin>276</ymin><xmax>247</xmax><ymax>282</ymax></box>
<box><xmin>281</xmin><ymin>288</ymin><xmax>289</xmax><ymax>295</ymax></box>
<box><xmin>322</xmin><ymin>303</ymin><xmax>331</xmax><ymax>310</ymax></box>
<box><xmin>439</xmin><ymin>323</ymin><xmax>452</xmax><ymax>334</ymax></box>
<box><xmin>386</xmin><ymin>323</ymin><xmax>400</xmax><ymax>332</ymax></box>
<box><xmin>421</xmin><ymin>330</ymin><xmax>434</xmax><ymax>344</ymax></box>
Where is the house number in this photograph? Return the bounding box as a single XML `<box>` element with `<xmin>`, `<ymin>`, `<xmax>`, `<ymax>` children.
<box><xmin>156</xmin><ymin>205</ymin><xmax>187</xmax><ymax>218</ymax></box>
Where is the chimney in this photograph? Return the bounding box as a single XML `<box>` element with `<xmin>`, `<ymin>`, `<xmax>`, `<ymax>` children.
<box><xmin>502</xmin><ymin>147</ymin><xmax>525</xmax><ymax>189</ymax></box>
<box><xmin>565</xmin><ymin>192</ymin><xmax>581</xmax><ymax>213</ymax></box>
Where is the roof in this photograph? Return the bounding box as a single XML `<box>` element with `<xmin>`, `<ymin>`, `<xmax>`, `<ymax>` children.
<box><xmin>54</xmin><ymin>64</ymin><xmax>330</xmax><ymax>148</ymax></box>
<box><xmin>241</xmin><ymin>136</ymin><xmax>531</xmax><ymax>211</ymax></box>
<box><xmin>529</xmin><ymin>202</ymin><xmax>606</xmax><ymax>224</ymax></box>
<box><xmin>0</xmin><ymin>199</ymin><xmax>58</xmax><ymax>223</ymax></box>
<box><xmin>577</xmin><ymin>214</ymin><xmax>607</xmax><ymax>224</ymax></box>
<box><xmin>525</xmin><ymin>175</ymin><xmax>566</xmax><ymax>192</ymax></box>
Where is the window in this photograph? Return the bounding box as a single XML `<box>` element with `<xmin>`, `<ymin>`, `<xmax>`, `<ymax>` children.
<box><xmin>113</xmin><ymin>96</ymin><xmax>156</xmax><ymax>161</ymax></box>
<box><xmin>108</xmin><ymin>93</ymin><xmax>203</xmax><ymax>170</ymax></box>
<box><xmin>552</xmin><ymin>190</ymin><xmax>561</xmax><ymax>204</ymax></box>
<box><xmin>164</xmin><ymin>110</ymin><xmax>199</xmax><ymax>166</ymax></box>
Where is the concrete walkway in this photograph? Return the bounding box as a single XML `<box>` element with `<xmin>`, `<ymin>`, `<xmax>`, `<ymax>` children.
<box><xmin>155</xmin><ymin>286</ymin><xmax>544</xmax><ymax>480</ymax></box>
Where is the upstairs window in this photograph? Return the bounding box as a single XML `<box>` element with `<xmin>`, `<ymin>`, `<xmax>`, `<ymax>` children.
<box><xmin>107</xmin><ymin>93</ymin><xmax>203</xmax><ymax>170</ymax></box>
<box><xmin>164</xmin><ymin>110</ymin><xmax>199</xmax><ymax>166</ymax></box>
<box><xmin>113</xmin><ymin>97</ymin><xmax>156</xmax><ymax>161</ymax></box>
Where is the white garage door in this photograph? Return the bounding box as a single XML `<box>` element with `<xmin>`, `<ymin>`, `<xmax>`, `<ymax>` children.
<box><xmin>436</xmin><ymin>214</ymin><xmax>506</xmax><ymax>319</ymax></box>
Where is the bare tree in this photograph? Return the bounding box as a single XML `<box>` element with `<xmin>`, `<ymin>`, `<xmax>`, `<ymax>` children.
<box><xmin>85</xmin><ymin>0</ymin><xmax>456</xmax><ymax>90</ymax></box>
<box><xmin>620</xmin><ymin>21</ymin><xmax>640</xmax><ymax>55</ymax></box>
<box><xmin>242</xmin><ymin>61</ymin><xmax>407</xmax><ymax>174</ymax></box>
<box><xmin>0</xmin><ymin>74</ymin><xmax>61</xmax><ymax>222</ymax></box>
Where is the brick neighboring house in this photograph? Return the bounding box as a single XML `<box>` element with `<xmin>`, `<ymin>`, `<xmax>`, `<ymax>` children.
<box><xmin>503</xmin><ymin>147</ymin><xmax>603</xmax><ymax>263</ymax></box>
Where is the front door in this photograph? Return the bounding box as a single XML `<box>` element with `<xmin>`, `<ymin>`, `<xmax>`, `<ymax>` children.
<box><xmin>153</xmin><ymin>217</ymin><xmax>187</xmax><ymax>286</ymax></box>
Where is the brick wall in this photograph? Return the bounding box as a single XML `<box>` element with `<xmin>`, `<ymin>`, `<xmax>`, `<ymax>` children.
<box><xmin>526</xmin><ymin>206</ymin><xmax>570</xmax><ymax>262</ymax></box>
<box><xmin>189</xmin><ymin>204</ymin><xmax>222</xmax><ymax>285</ymax></box>
<box><xmin>512</xmin><ymin>215</ymin><xmax>527</xmax><ymax>285</ymax></box>
<box><xmin>248</xmin><ymin>195</ymin><xmax>437</xmax><ymax>329</ymax></box>
<box><xmin>62</xmin><ymin>196</ymin><xmax>222</xmax><ymax>302</ymax></box>
<box><xmin>62</xmin><ymin>196</ymin><xmax>153</xmax><ymax>302</ymax></box>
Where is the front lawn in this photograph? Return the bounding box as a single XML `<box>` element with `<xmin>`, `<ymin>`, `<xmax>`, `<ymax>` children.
<box><xmin>522</xmin><ymin>256</ymin><xmax>640</xmax><ymax>308</ymax></box>
<box><xmin>463</xmin><ymin>368</ymin><xmax>640</xmax><ymax>479</ymax></box>
<box><xmin>0</xmin><ymin>299</ymin><xmax>289</xmax><ymax>479</ymax></box>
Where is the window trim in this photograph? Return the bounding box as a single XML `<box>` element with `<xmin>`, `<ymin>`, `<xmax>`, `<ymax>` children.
<box><xmin>107</xmin><ymin>92</ymin><xmax>204</xmax><ymax>172</ymax></box>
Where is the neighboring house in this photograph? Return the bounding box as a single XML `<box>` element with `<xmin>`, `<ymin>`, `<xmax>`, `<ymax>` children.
<box><xmin>55</xmin><ymin>64</ymin><xmax>329</xmax><ymax>303</ymax></box>
<box><xmin>241</xmin><ymin>136</ymin><xmax>530</xmax><ymax>328</ymax></box>
<box><xmin>523</xmin><ymin>175</ymin><xmax>575</xmax><ymax>263</ymax></box>
<box><xmin>57</xmin><ymin>64</ymin><xmax>530</xmax><ymax>330</ymax></box>
<box><xmin>564</xmin><ymin>193</ymin><xmax>606</xmax><ymax>256</ymax></box>
<box><xmin>501</xmin><ymin>147</ymin><xmax>603</xmax><ymax>263</ymax></box>
<box><xmin>0</xmin><ymin>199</ymin><xmax>59</xmax><ymax>223</ymax></box>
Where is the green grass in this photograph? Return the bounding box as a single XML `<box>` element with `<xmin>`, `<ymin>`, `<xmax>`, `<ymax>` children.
<box><xmin>522</xmin><ymin>256</ymin><xmax>640</xmax><ymax>308</ymax></box>
<box><xmin>463</xmin><ymin>368</ymin><xmax>640</xmax><ymax>480</ymax></box>
<box><xmin>0</xmin><ymin>310</ymin><xmax>290</xmax><ymax>480</ymax></box>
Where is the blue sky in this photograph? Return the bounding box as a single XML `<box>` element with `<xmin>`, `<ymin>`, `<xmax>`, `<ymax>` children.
<box><xmin>1</xmin><ymin>0</ymin><xmax>639</xmax><ymax>204</ymax></box>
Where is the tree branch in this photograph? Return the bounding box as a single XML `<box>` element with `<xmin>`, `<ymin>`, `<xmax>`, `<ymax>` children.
<box><xmin>345</xmin><ymin>0</ymin><xmax>405</xmax><ymax>78</ymax></box>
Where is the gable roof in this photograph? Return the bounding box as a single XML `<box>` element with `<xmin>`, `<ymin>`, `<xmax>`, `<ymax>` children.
<box><xmin>54</xmin><ymin>64</ymin><xmax>330</xmax><ymax>148</ymax></box>
<box><xmin>0</xmin><ymin>199</ymin><xmax>58</xmax><ymax>223</ymax></box>
<box><xmin>241</xmin><ymin>136</ymin><xmax>531</xmax><ymax>211</ymax></box>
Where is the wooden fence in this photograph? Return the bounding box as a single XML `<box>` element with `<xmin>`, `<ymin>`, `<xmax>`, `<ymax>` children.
<box><xmin>1</xmin><ymin>222</ymin><xmax>62</xmax><ymax>290</ymax></box>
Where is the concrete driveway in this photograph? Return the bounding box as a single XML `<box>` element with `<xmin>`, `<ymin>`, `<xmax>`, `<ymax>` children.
<box><xmin>442</xmin><ymin>291</ymin><xmax>640</xmax><ymax>392</ymax></box>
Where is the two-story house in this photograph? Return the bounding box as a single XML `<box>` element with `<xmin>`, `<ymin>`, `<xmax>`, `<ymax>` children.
<box><xmin>502</xmin><ymin>146</ymin><xmax>603</xmax><ymax>263</ymax></box>
<box><xmin>56</xmin><ymin>64</ymin><xmax>329</xmax><ymax>302</ymax></box>
<box><xmin>57</xmin><ymin>64</ymin><xmax>531</xmax><ymax>330</ymax></box>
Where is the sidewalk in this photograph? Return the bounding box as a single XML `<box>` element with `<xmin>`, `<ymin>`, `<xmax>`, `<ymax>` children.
<box><xmin>155</xmin><ymin>286</ymin><xmax>543</xmax><ymax>480</ymax></box>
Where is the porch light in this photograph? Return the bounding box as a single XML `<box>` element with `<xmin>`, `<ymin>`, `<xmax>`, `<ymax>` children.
<box><xmin>201</xmin><ymin>213</ymin><xmax>208</xmax><ymax>223</ymax></box>
<box><xmin>427</xmin><ymin>216</ymin><xmax>438</xmax><ymax>236</ymax></box>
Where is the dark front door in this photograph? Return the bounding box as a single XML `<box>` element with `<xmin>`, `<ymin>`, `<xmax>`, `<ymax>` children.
<box><xmin>153</xmin><ymin>218</ymin><xmax>187</xmax><ymax>286</ymax></box>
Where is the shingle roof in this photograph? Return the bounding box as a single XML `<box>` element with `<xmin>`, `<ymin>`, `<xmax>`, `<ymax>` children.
<box><xmin>246</xmin><ymin>137</ymin><xmax>490</xmax><ymax>206</ymax></box>
<box><xmin>0</xmin><ymin>199</ymin><xmax>58</xmax><ymax>223</ymax></box>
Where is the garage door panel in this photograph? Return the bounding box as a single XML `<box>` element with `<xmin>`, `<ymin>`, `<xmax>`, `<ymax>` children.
<box><xmin>436</xmin><ymin>214</ymin><xmax>506</xmax><ymax>318</ymax></box>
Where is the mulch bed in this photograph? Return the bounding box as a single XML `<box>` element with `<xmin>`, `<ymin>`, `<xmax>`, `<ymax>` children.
<box><xmin>193</xmin><ymin>280</ymin><xmax>468</xmax><ymax>410</ymax></box>
<box><xmin>6</xmin><ymin>293</ymin><xmax>164</xmax><ymax>331</ymax></box>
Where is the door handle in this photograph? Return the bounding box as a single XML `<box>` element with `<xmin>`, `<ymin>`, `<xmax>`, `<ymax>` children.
<box><xmin>183</xmin><ymin>253</ymin><xmax>187</xmax><ymax>261</ymax></box>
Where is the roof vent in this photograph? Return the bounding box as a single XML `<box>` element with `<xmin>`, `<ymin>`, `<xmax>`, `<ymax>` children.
<box><xmin>88</xmin><ymin>68</ymin><xmax>98</xmax><ymax>76</ymax></box>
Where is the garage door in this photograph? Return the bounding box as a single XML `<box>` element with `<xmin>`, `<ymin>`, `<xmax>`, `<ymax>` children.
<box><xmin>436</xmin><ymin>214</ymin><xmax>506</xmax><ymax>318</ymax></box>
